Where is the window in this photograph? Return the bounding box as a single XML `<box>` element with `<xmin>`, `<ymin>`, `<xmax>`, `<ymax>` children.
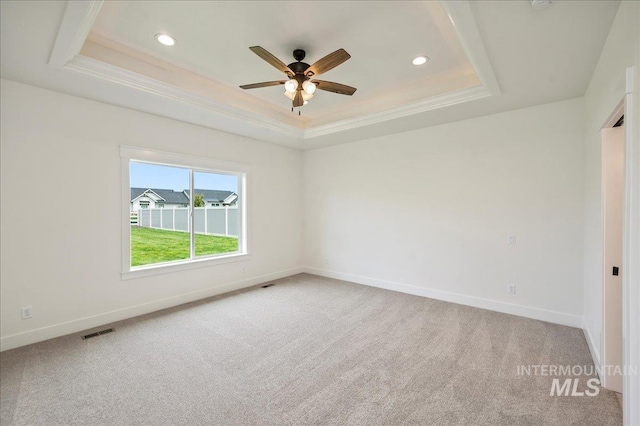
<box><xmin>121</xmin><ymin>146</ymin><xmax>248</xmax><ymax>278</ymax></box>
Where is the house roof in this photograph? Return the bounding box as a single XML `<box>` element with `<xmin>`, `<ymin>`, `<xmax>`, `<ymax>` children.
<box><xmin>191</xmin><ymin>189</ymin><xmax>237</xmax><ymax>203</ymax></box>
<box><xmin>131</xmin><ymin>188</ymin><xmax>237</xmax><ymax>204</ymax></box>
<box><xmin>130</xmin><ymin>188</ymin><xmax>189</xmax><ymax>204</ymax></box>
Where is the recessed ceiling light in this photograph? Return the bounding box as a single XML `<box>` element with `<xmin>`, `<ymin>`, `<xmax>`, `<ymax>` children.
<box><xmin>155</xmin><ymin>34</ymin><xmax>175</xmax><ymax>46</ymax></box>
<box><xmin>412</xmin><ymin>56</ymin><xmax>428</xmax><ymax>66</ymax></box>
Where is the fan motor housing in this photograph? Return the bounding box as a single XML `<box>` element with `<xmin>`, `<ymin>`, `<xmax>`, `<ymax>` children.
<box><xmin>293</xmin><ymin>49</ymin><xmax>306</xmax><ymax>61</ymax></box>
<box><xmin>288</xmin><ymin>61</ymin><xmax>310</xmax><ymax>76</ymax></box>
<box><xmin>289</xmin><ymin>49</ymin><xmax>312</xmax><ymax>79</ymax></box>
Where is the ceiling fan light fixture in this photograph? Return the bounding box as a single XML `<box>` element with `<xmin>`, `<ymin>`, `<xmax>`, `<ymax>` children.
<box><xmin>155</xmin><ymin>34</ymin><xmax>175</xmax><ymax>46</ymax></box>
<box><xmin>284</xmin><ymin>79</ymin><xmax>298</xmax><ymax>93</ymax></box>
<box><xmin>241</xmin><ymin>46</ymin><xmax>356</xmax><ymax>109</ymax></box>
<box><xmin>302</xmin><ymin>80</ymin><xmax>317</xmax><ymax>95</ymax></box>
<box><xmin>412</xmin><ymin>56</ymin><xmax>428</xmax><ymax>65</ymax></box>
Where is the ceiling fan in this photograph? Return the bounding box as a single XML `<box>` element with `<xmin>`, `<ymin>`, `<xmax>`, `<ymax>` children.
<box><xmin>240</xmin><ymin>46</ymin><xmax>356</xmax><ymax>110</ymax></box>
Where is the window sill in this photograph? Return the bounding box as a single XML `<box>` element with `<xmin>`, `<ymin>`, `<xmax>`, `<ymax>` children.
<box><xmin>121</xmin><ymin>252</ymin><xmax>250</xmax><ymax>281</ymax></box>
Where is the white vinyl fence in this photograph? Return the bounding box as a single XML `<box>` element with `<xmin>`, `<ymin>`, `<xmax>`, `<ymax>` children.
<box><xmin>135</xmin><ymin>207</ymin><xmax>238</xmax><ymax>237</ymax></box>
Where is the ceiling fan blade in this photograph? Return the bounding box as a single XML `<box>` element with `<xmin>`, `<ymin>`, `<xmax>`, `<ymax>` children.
<box><xmin>306</xmin><ymin>49</ymin><xmax>351</xmax><ymax>77</ymax></box>
<box><xmin>293</xmin><ymin>90</ymin><xmax>303</xmax><ymax>107</ymax></box>
<box><xmin>240</xmin><ymin>81</ymin><xmax>286</xmax><ymax>90</ymax></box>
<box><xmin>313</xmin><ymin>80</ymin><xmax>357</xmax><ymax>95</ymax></box>
<box><xmin>249</xmin><ymin>46</ymin><xmax>293</xmax><ymax>76</ymax></box>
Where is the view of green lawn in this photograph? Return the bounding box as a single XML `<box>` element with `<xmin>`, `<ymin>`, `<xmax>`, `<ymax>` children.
<box><xmin>131</xmin><ymin>227</ymin><xmax>238</xmax><ymax>267</ymax></box>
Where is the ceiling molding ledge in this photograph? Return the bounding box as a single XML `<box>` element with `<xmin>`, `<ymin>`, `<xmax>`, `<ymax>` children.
<box><xmin>49</xmin><ymin>0</ymin><xmax>104</xmax><ymax>68</ymax></box>
<box><xmin>303</xmin><ymin>85</ymin><xmax>490</xmax><ymax>139</ymax></box>
<box><xmin>441</xmin><ymin>0</ymin><xmax>501</xmax><ymax>96</ymax></box>
<box><xmin>65</xmin><ymin>55</ymin><xmax>304</xmax><ymax>140</ymax></box>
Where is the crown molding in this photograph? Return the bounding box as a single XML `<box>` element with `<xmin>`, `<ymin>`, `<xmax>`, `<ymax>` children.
<box><xmin>303</xmin><ymin>85</ymin><xmax>490</xmax><ymax>139</ymax></box>
<box><xmin>66</xmin><ymin>55</ymin><xmax>304</xmax><ymax>140</ymax></box>
<box><xmin>49</xmin><ymin>1</ymin><xmax>104</xmax><ymax>68</ymax></box>
<box><xmin>66</xmin><ymin>54</ymin><xmax>489</xmax><ymax>143</ymax></box>
<box><xmin>81</xmin><ymin>35</ymin><xmax>300</xmax><ymax>127</ymax></box>
<box><xmin>441</xmin><ymin>0</ymin><xmax>501</xmax><ymax>96</ymax></box>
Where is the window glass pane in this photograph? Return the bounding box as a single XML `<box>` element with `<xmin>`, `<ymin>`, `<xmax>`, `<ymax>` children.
<box><xmin>130</xmin><ymin>162</ymin><xmax>190</xmax><ymax>267</ymax></box>
<box><xmin>193</xmin><ymin>171</ymin><xmax>239</xmax><ymax>257</ymax></box>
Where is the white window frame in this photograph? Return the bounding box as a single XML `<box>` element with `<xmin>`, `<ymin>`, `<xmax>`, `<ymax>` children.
<box><xmin>120</xmin><ymin>146</ymin><xmax>250</xmax><ymax>280</ymax></box>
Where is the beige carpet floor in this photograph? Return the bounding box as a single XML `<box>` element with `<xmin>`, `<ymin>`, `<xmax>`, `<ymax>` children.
<box><xmin>0</xmin><ymin>274</ymin><xmax>622</xmax><ymax>425</ymax></box>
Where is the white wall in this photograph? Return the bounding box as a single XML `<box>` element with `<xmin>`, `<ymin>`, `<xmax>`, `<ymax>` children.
<box><xmin>0</xmin><ymin>79</ymin><xmax>303</xmax><ymax>350</ymax></box>
<box><xmin>581</xmin><ymin>2</ymin><xmax>640</xmax><ymax>422</ymax></box>
<box><xmin>303</xmin><ymin>98</ymin><xmax>585</xmax><ymax>326</ymax></box>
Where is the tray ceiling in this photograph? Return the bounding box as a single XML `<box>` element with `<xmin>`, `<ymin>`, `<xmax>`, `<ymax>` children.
<box><xmin>1</xmin><ymin>0</ymin><xmax>619</xmax><ymax>149</ymax></box>
<box><xmin>85</xmin><ymin>1</ymin><xmax>481</xmax><ymax>128</ymax></box>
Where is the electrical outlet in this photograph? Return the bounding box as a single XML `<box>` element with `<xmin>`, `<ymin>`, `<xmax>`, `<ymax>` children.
<box><xmin>21</xmin><ymin>306</ymin><xmax>33</xmax><ymax>320</ymax></box>
<box><xmin>508</xmin><ymin>235</ymin><xmax>517</xmax><ymax>245</ymax></box>
<box><xmin>507</xmin><ymin>284</ymin><xmax>516</xmax><ymax>295</ymax></box>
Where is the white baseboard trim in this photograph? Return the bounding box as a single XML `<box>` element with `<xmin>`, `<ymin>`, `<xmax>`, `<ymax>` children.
<box><xmin>582</xmin><ymin>318</ymin><xmax>601</xmax><ymax>371</ymax></box>
<box><xmin>0</xmin><ymin>267</ymin><xmax>304</xmax><ymax>352</ymax></box>
<box><xmin>303</xmin><ymin>267</ymin><xmax>583</xmax><ymax>328</ymax></box>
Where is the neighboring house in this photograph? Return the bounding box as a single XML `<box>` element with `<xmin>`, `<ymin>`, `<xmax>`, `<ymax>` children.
<box><xmin>130</xmin><ymin>187</ymin><xmax>237</xmax><ymax>210</ymax></box>
<box><xmin>193</xmin><ymin>189</ymin><xmax>238</xmax><ymax>207</ymax></box>
<box><xmin>130</xmin><ymin>188</ymin><xmax>189</xmax><ymax>210</ymax></box>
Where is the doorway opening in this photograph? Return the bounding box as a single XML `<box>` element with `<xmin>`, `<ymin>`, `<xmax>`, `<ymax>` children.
<box><xmin>601</xmin><ymin>99</ymin><xmax>625</xmax><ymax>398</ymax></box>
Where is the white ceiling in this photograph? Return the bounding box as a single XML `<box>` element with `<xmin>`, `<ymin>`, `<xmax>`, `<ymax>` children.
<box><xmin>0</xmin><ymin>1</ymin><xmax>621</xmax><ymax>150</ymax></box>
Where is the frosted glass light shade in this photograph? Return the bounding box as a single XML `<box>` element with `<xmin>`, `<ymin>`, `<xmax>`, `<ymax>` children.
<box><xmin>302</xmin><ymin>80</ymin><xmax>316</xmax><ymax>94</ymax></box>
<box><xmin>284</xmin><ymin>79</ymin><xmax>298</xmax><ymax>93</ymax></box>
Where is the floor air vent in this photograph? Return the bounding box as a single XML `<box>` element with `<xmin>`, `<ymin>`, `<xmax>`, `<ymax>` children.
<box><xmin>262</xmin><ymin>283</ymin><xmax>275</xmax><ymax>288</ymax></box>
<box><xmin>82</xmin><ymin>328</ymin><xmax>115</xmax><ymax>340</ymax></box>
